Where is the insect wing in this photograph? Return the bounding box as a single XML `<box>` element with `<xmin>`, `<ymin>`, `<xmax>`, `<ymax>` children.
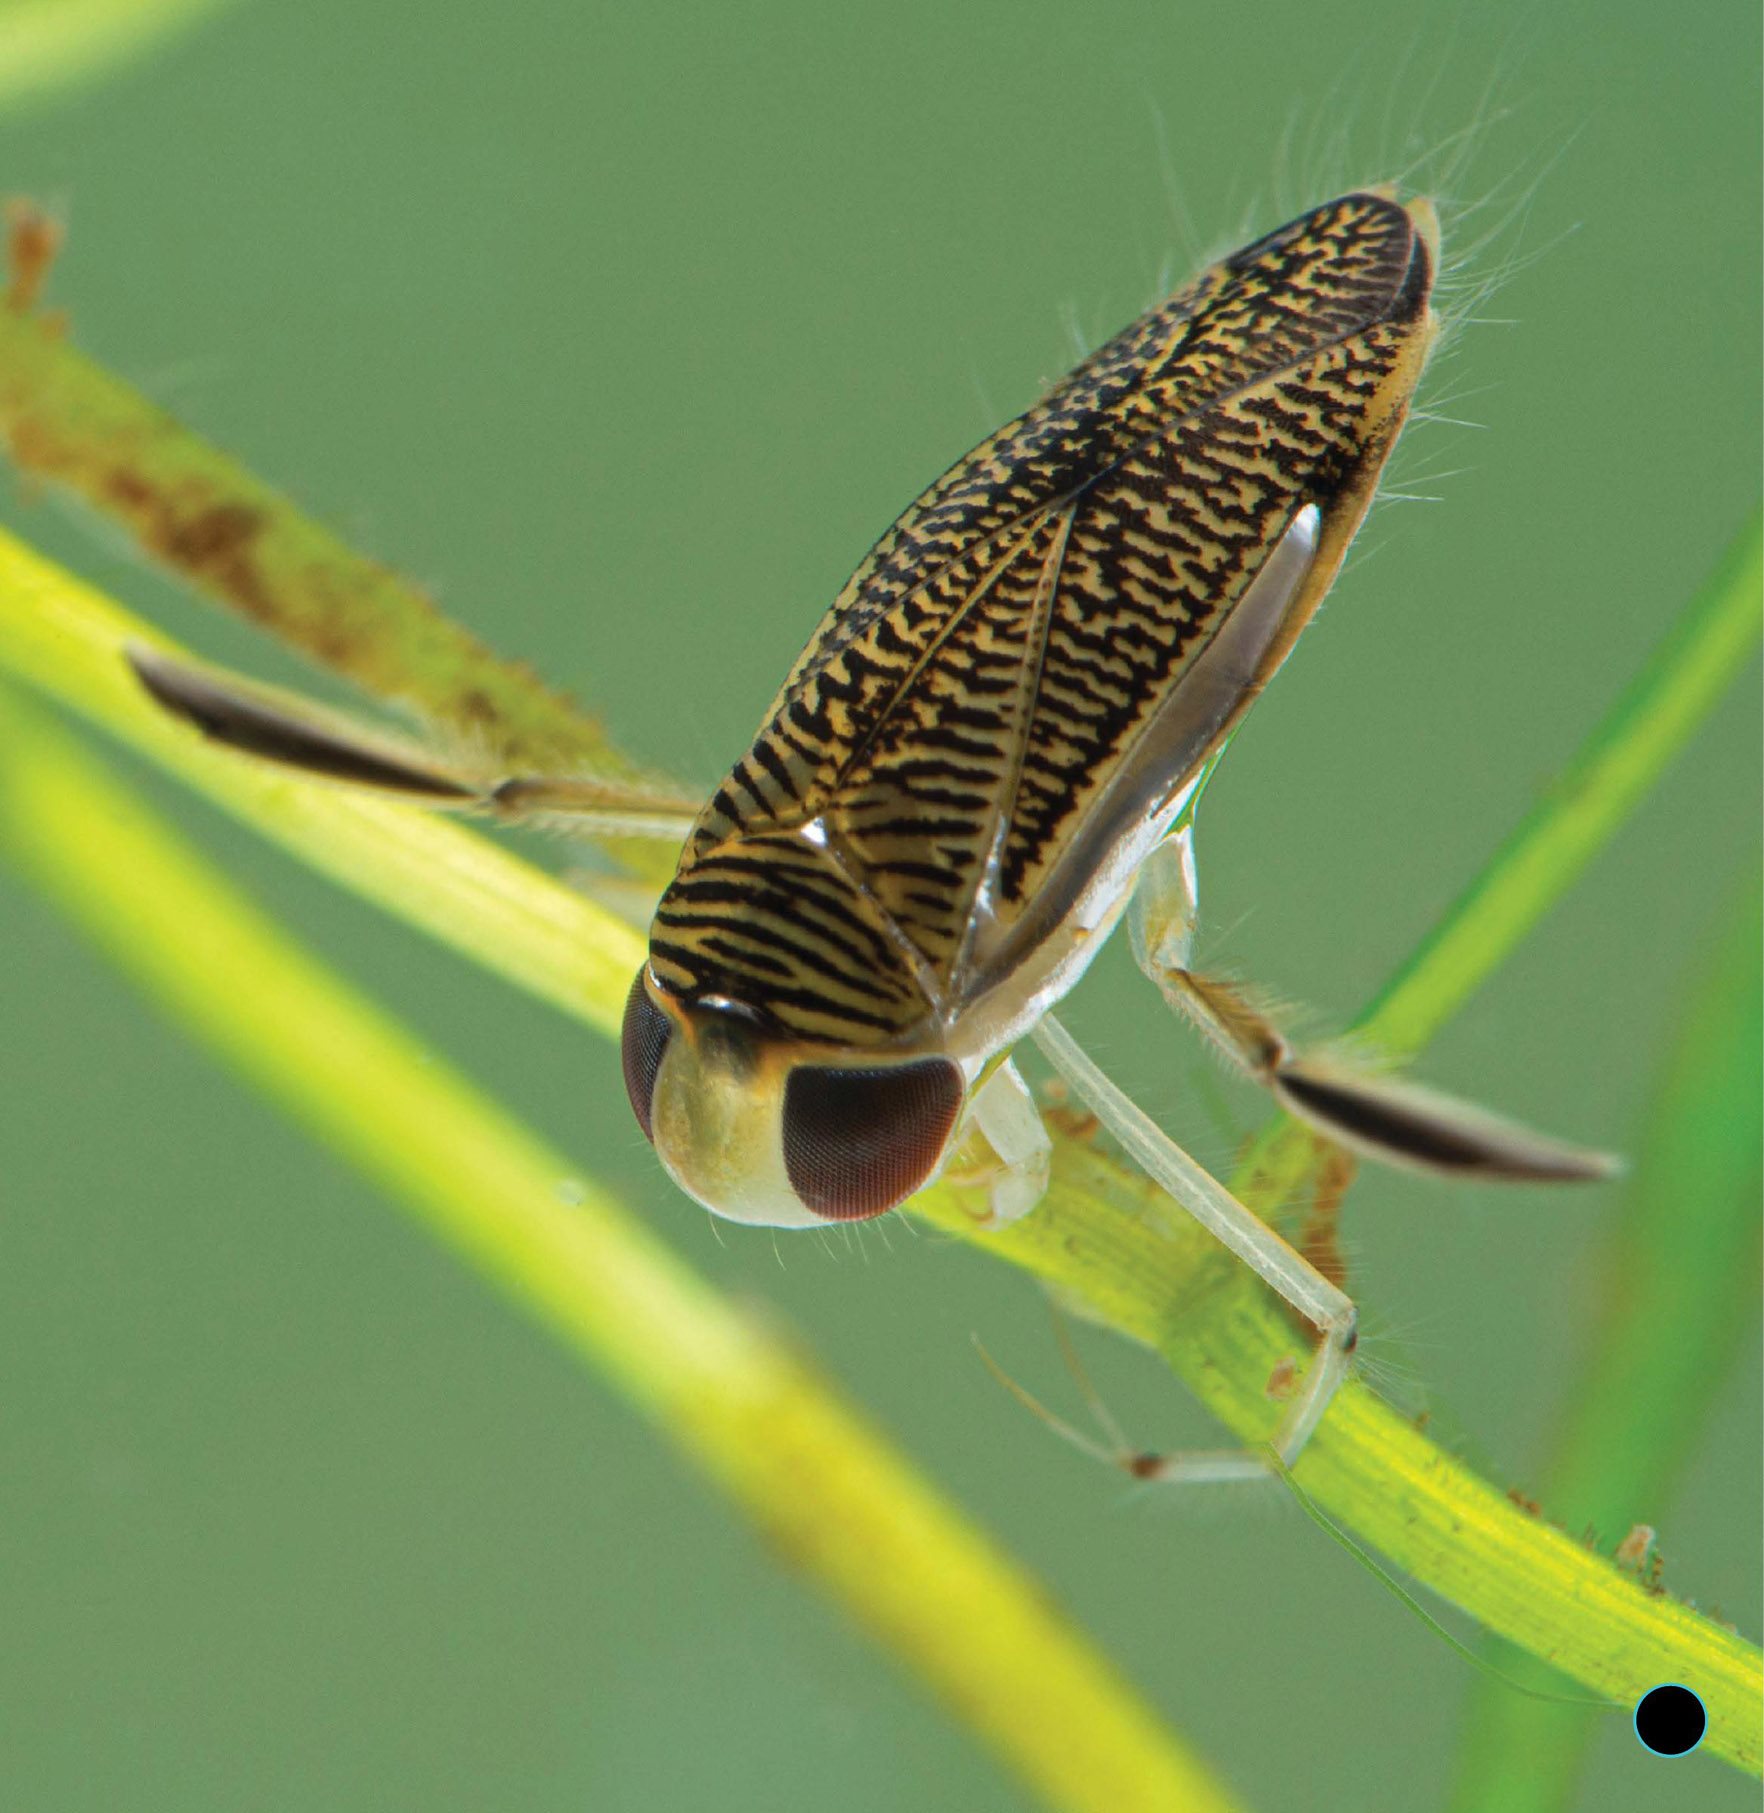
<box><xmin>664</xmin><ymin>192</ymin><xmax>1437</xmax><ymax>1043</ymax></box>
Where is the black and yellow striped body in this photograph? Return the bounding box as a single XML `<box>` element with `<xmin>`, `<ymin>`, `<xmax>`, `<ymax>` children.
<box><xmin>646</xmin><ymin>191</ymin><xmax>1437</xmax><ymax>1055</ymax></box>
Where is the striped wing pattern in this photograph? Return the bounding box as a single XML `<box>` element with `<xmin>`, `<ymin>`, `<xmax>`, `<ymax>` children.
<box><xmin>649</xmin><ymin>192</ymin><xmax>1432</xmax><ymax>1047</ymax></box>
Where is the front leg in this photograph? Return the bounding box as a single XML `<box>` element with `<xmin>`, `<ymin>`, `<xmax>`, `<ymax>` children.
<box><xmin>1129</xmin><ymin>838</ymin><xmax>1618</xmax><ymax>1183</ymax></box>
<box><xmin>959</xmin><ymin>1058</ymin><xmax>1053</xmax><ymax>1228</ymax></box>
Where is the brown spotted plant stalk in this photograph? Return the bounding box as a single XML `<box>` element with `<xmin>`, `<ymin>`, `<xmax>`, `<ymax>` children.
<box><xmin>0</xmin><ymin>204</ymin><xmax>1757</xmax><ymax>1809</ymax></box>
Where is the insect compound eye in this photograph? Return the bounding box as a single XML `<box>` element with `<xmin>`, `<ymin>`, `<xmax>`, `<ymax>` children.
<box><xmin>781</xmin><ymin>1057</ymin><xmax>964</xmax><ymax>1221</ymax></box>
<box><xmin>620</xmin><ymin>970</ymin><xmax>674</xmax><ymax>1143</ymax></box>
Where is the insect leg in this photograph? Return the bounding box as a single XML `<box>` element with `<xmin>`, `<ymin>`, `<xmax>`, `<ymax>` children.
<box><xmin>966</xmin><ymin>1058</ymin><xmax>1054</xmax><ymax>1227</ymax></box>
<box><xmin>1030</xmin><ymin>1011</ymin><xmax>1356</xmax><ymax>1478</ymax></box>
<box><xmin>1128</xmin><ymin>838</ymin><xmax>1619</xmax><ymax>1183</ymax></box>
<box><xmin>127</xmin><ymin>645</ymin><xmax>701</xmax><ymax>840</ymax></box>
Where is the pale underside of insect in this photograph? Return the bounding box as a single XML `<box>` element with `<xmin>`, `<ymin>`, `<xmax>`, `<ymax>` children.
<box><xmin>130</xmin><ymin>187</ymin><xmax>1617</xmax><ymax>1481</ymax></box>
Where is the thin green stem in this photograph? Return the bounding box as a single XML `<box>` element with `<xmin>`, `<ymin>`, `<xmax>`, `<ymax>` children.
<box><xmin>0</xmin><ymin>675</ymin><xmax>1241</xmax><ymax>1813</ymax></box>
<box><xmin>1229</xmin><ymin>511</ymin><xmax>1763</xmax><ymax>1220</ymax></box>
<box><xmin>1361</xmin><ymin>512</ymin><xmax>1762</xmax><ymax>1057</ymax></box>
<box><xmin>1450</xmin><ymin>873</ymin><xmax>1764</xmax><ymax>1810</ymax></box>
<box><xmin>2</xmin><ymin>521</ymin><xmax>1758</xmax><ymax>1769</ymax></box>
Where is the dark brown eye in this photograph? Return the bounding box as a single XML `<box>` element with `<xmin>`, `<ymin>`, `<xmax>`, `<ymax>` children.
<box><xmin>782</xmin><ymin>1058</ymin><xmax>963</xmax><ymax>1221</ymax></box>
<box><xmin>621</xmin><ymin>970</ymin><xmax>674</xmax><ymax>1142</ymax></box>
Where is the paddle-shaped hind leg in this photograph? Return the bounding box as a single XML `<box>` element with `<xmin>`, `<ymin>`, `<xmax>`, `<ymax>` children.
<box><xmin>127</xmin><ymin>645</ymin><xmax>702</xmax><ymax>841</ymax></box>
<box><xmin>1129</xmin><ymin>836</ymin><xmax>1619</xmax><ymax>1183</ymax></box>
<box><xmin>1031</xmin><ymin>1012</ymin><xmax>1356</xmax><ymax>1480</ymax></box>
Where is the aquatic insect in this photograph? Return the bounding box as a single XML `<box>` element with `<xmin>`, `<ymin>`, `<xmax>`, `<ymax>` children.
<box><xmin>131</xmin><ymin>188</ymin><xmax>1614</xmax><ymax>1477</ymax></box>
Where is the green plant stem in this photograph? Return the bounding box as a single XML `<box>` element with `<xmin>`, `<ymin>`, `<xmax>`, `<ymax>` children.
<box><xmin>1229</xmin><ymin>510</ymin><xmax>1763</xmax><ymax>1220</ymax></box>
<box><xmin>1450</xmin><ymin>873</ymin><xmax>1764</xmax><ymax>1810</ymax></box>
<box><xmin>0</xmin><ymin>288</ymin><xmax>687</xmax><ymax>816</ymax></box>
<box><xmin>2</xmin><ymin>522</ymin><xmax>1759</xmax><ymax>1770</ymax></box>
<box><xmin>0</xmin><ymin>674</ymin><xmax>1241</xmax><ymax>1813</ymax></box>
<box><xmin>0</xmin><ymin>532</ymin><xmax>645</xmax><ymax>1038</ymax></box>
<box><xmin>1362</xmin><ymin>515</ymin><xmax>1762</xmax><ymax>1057</ymax></box>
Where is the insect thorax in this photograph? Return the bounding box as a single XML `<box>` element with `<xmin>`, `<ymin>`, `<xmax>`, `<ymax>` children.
<box><xmin>645</xmin><ymin>825</ymin><xmax>943</xmax><ymax>1052</ymax></box>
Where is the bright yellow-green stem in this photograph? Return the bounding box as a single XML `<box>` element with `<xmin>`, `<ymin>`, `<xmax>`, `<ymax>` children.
<box><xmin>1451</xmin><ymin>874</ymin><xmax>1764</xmax><ymax>1810</ymax></box>
<box><xmin>1</xmin><ymin>520</ymin><xmax>1758</xmax><ymax>1771</ymax></box>
<box><xmin>0</xmin><ymin>0</ymin><xmax>226</xmax><ymax>111</ymax></box>
<box><xmin>0</xmin><ymin>674</ymin><xmax>1241</xmax><ymax>1813</ymax></box>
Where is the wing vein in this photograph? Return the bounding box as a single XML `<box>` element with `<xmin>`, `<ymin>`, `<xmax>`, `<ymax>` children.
<box><xmin>949</xmin><ymin>501</ymin><xmax>1077</xmax><ymax>992</ymax></box>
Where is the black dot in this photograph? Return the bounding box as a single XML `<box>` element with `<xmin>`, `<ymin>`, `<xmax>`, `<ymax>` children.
<box><xmin>1634</xmin><ymin>1683</ymin><xmax>1706</xmax><ymax>1757</ymax></box>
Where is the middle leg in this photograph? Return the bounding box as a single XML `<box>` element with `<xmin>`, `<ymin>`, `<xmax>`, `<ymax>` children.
<box><xmin>1030</xmin><ymin>1011</ymin><xmax>1357</xmax><ymax>1480</ymax></box>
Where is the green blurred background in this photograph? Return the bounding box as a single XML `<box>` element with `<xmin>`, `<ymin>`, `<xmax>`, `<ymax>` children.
<box><xmin>0</xmin><ymin>2</ymin><xmax>1757</xmax><ymax>1808</ymax></box>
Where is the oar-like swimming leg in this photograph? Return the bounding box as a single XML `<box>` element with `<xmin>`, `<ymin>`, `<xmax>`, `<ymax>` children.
<box><xmin>126</xmin><ymin>644</ymin><xmax>702</xmax><ymax>843</ymax></box>
<box><xmin>1128</xmin><ymin>834</ymin><xmax>1619</xmax><ymax>1183</ymax></box>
